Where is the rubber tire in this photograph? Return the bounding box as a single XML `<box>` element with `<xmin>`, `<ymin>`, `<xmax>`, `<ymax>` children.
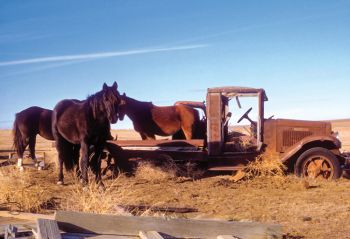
<box><xmin>294</xmin><ymin>147</ymin><xmax>342</xmax><ymax>179</ymax></box>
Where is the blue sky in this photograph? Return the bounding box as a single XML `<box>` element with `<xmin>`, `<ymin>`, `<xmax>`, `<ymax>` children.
<box><xmin>0</xmin><ymin>0</ymin><xmax>349</xmax><ymax>129</ymax></box>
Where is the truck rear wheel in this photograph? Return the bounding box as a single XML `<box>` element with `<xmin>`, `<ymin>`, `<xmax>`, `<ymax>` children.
<box><xmin>294</xmin><ymin>147</ymin><xmax>341</xmax><ymax>179</ymax></box>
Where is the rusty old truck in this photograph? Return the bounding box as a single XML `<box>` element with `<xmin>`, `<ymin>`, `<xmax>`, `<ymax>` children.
<box><xmin>107</xmin><ymin>86</ymin><xmax>350</xmax><ymax>179</ymax></box>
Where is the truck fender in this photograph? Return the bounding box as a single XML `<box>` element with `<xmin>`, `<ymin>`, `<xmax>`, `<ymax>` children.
<box><xmin>280</xmin><ymin>135</ymin><xmax>341</xmax><ymax>164</ymax></box>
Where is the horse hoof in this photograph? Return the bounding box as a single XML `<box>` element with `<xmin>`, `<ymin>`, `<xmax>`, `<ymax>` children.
<box><xmin>80</xmin><ymin>178</ymin><xmax>88</xmax><ymax>186</ymax></box>
<box><xmin>57</xmin><ymin>181</ymin><xmax>64</xmax><ymax>185</ymax></box>
<box><xmin>38</xmin><ymin>166</ymin><xmax>43</xmax><ymax>171</ymax></box>
<box><xmin>19</xmin><ymin>166</ymin><xmax>24</xmax><ymax>171</ymax></box>
<box><xmin>98</xmin><ymin>183</ymin><xmax>106</xmax><ymax>192</ymax></box>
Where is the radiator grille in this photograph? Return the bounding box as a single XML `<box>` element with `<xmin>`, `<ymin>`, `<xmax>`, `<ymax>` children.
<box><xmin>283</xmin><ymin>130</ymin><xmax>313</xmax><ymax>147</ymax></box>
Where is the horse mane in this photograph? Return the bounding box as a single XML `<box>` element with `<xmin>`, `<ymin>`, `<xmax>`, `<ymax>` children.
<box><xmin>125</xmin><ymin>95</ymin><xmax>153</xmax><ymax>107</ymax></box>
<box><xmin>86</xmin><ymin>91</ymin><xmax>105</xmax><ymax>119</ymax></box>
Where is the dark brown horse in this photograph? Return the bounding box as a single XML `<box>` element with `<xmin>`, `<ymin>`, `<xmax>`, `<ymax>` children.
<box><xmin>52</xmin><ymin>82</ymin><xmax>122</xmax><ymax>186</ymax></box>
<box><xmin>13</xmin><ymin>107</ymin><xmax>54</xmax><ymax>167</ymax></box>
<box><xmin>118</xmin><ymin>94</ymin><xmax>200</xmax><ymax>140</ymax></box>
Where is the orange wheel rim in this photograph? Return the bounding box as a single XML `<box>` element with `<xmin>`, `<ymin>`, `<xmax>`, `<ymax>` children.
<box><xmin>303</xmin><ymin>156</ymin><xmax>333</xmax><ymax>179</ymax></box>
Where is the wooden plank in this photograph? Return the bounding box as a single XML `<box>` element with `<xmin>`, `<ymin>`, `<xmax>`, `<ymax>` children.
<box><xmin>0</xmin><ymin>211</ymin><xmax>54</xmax><ymax>221</ymax></box>
<box><xmin>217</xmin><ymin>235</ymin><xmax>239</xmax><ymax>239</ymax></box>
<box><xmin>139</xmin><ymin>231</ymin><xmax>164</xmax><ymax>239</ymax></box>
<box><xmin>8</xmin><ymin>151</ymin><xmax>45</xmax><ymax>160</ymax></box>
<box><xmin>61</xmin><ymin>233</ymin><xmax>137</xmax><ymax>238</ymax></box>
<box><xmin>107</xmin><ymin>139</ymin><xmax>204</xmax><ymax>148</ymax></box>
<box><xmin>4</xmin><ymin>224</ymin><xmax>18</xmax><ymax>239</ymax></box>
<box><xmin>2</xmin><ymin>224</ymin><xmax>34</xmax><ymax>239</ymax></box>
<box><xmin>37</xmin><ymin>219</ymin><xmax>61</xmax><ymax>239</ymax></box>
<box><xmin>55</xmin><ymin>211</ymin><xmax>282</xmax><ymax>239</ymax></box>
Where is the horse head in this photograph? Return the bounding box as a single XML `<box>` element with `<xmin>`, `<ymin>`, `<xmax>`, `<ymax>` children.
<box><xmin>88</xmin><ymin>82</ymin><xmax>121</xmax><ymax>124</ymax></box>
<box><xmin>117</xmin><ymin>92</ymin><xmax>127</xmax><ymax>121</ymax></box>
<box><xmin>100</xmin><ymin>81</ymin><xmax>124</xmax><ymax>124</ymax></box>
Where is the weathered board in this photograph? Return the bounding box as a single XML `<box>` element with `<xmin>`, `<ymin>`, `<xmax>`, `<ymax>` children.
<box><xmin>36</xmin><ymin>219</ymin><xmax>61</xmax><ymax>239</ymax></box>
<box><xmin>55</xmin><ymin>211</ymin><xmax>282</xmax><ymax>239</ymax></box>
<box><xmin>139</xmin><ymin>231</ymin><xmax>164</xmax><ymax>239</ymax></box>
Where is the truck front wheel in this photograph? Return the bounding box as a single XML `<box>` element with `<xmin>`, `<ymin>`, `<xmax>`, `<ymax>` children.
<box><xmin>294</xmin><ymin>147</ymin><xmax>341</xmax><ymax>179</ymax></box>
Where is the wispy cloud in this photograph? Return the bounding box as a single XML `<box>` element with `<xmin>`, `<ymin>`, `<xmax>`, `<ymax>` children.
<box><xmin>0</xmin><ymin>59</ymin><xmax>90</xmax><ymax>80</ymax></box>
<box><xmin>0</xmin><ymin>44</ymin><xmax>208</xmax><ymax>67</ymax></box>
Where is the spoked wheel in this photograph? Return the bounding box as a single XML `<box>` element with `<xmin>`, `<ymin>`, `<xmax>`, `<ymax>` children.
<box><xmin>295</xmin><ymin>147</ymin><xmax>341</xmax><ymax>179</ymax></box>
<box><xmin>303</xmin><ymin>155</ymin><xmax>334</xmax><ymax>178</ymax></box>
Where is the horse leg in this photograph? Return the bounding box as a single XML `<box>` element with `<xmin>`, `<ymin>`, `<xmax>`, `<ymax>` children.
<box><xmin>17</xmin><ymin>136</ymin><xmax>30</xmax><ymax>169</ymax></box>
<box><xmin>140</xmin><ymin>132</ymin><xmax>156</xmax><ymax>140</ymax></box>
<box><xmin>91</xmin><ymin>145</ymin><xmax>104</xmax><ymax>189</ymax></box>
<box><xmin>140</xmin><ymin>133</ymin><xmax>148</xmax><ymax>140</ymax></box>
<box><xmin>28</xmin><ymin>135</ymin><xmax>38</xmax><ymax>166</ymax></box>
<box><xmin>80</xmin><ymin>141</ymin><xmax>89</xmax><ymax>185</ymax></box>
<box><xmin>73</xmin><ymin>145</ymin><xmax>81</xmax><ymax>179</ymax></box>
<box><xmin>55</xmin><ymin>136</ymin><xmax>73</xmax><ymax>185</ymax></box>
<box><xmin>147</xmin><ymin>135</ymin><xmax>156</xmax><ymax>140</ymax></box>
<box><xmin>102</xmin><ymin>151</ymin><xmax>114</xmax><ymax>176</ymax></box>
<box><xmin>181</xmin><ymin>126</ymin><xmax>193</xmax><ymax>140</ymax></box>
<box><xmin>56</xmin><ymin>137</ymin><xmax>65</xmax><ymax>184</ymax></box>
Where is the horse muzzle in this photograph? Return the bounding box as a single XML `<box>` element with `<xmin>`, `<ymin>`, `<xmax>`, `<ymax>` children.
<box><xmin>109</xmin><ymin>113</ymin><xmax>118</xmax><ymax>124</ymax></box>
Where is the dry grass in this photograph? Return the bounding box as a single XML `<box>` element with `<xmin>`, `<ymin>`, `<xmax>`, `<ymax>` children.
<box><xmin>134</xmin><ymin>160</ymin><xmax>178</xmax><ymax>183</ymax></box>
<box><xmin>0</xmin><ymin>166</ymin><xmax>56</xmax><ymax>213</ymax></box>
<box><xmin>60</xmin><ymin>177</ymin><xmax>122</xmax><ymax>214</ymax></box>
<box><xmin>134</xmin><ymin>158</ymin><xmax>205</xmax><ymax>183</ymax></box>
<box><xmin>1</xmin><ymin>164</ymin><xmax>350</xmax><ymax>238</ymax></box>
<box><xmin>245</xmin><ymin>152</ymin><xmax>287</xmax><ymax>179</ymax></box>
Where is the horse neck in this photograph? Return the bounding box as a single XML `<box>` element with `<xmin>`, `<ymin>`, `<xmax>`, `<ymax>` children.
<box><xmin>124</xmin><ymin>96</ymin><xmax>152</xmax><ymax>121</ymax></box>
<box><xmin>86</xmin><ymin>97</ymin><xmax>108</xmax><ymax>124</ymax></box>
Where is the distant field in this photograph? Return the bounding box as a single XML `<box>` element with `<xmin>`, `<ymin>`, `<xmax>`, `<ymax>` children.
<box><xmin>330</xmin><ymin>119</ymin><xmax>350</xmax><ymax>151</ymax></box>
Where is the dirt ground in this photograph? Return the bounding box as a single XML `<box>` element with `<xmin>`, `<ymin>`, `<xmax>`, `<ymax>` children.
<box><xmin>0</xmin><ymin>119</ymin><xmax>350</xmax><ymax>239</ymax></box>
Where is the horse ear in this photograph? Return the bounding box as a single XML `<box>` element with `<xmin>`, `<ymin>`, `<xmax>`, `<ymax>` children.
<box><xmin>123</xmin><ymin>92</ymin><xmax>126</xmax><ymax>97</ymax></box>
<box><xmin>112</xmin><ymin>81</ymin><xmax>118</xmax><ymax>89</ymax></box>
<box><xmin>103</xmin><ymin>83</ymin><xmax>108</xmax><ymax>91</ymax></box>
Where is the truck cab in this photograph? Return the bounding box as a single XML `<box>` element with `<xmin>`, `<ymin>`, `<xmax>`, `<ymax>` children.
<box><xmin>205</xmin><ymin>86</ymin><xmax>345</xmax><ymax>179</ymax></box>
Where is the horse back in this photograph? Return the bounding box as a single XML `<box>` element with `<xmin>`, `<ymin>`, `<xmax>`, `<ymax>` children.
<box><xmin>53</xmin><ymin>99</ymin><xmax>86</xmax><ymax>144</ymax></box>
<box><xmin>174</xmin><ymin>104</ymin><xmax>199</xmax><ymax>122</ymax></box>
<box><xmin>151</xmin><ymin>106</ymin><xmax>179</xmax><ymax>122</ymax></box>
<box><xmin>15</xmin><ymin>106</ymin><xmax>48</xmax><ymax>135</ymax></box>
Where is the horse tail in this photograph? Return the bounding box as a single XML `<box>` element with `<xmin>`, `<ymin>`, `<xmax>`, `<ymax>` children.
<box><xmin>12</xmin><ymin>115</ymin><xmax>25</xmax><ymax>157</ymax></box>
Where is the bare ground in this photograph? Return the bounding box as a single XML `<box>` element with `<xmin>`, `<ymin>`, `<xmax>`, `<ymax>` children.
<box><xmin>0</xmin><ymin>119</ymin><xmax>350</xmax><ymax>239</ymax></box>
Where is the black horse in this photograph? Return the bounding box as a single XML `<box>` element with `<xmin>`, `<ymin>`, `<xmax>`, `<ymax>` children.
<box><xmin>13</xmin><ymin>106</ymin><xmax>54</xmax><ymax>167</ymax></box>
<box><xmin>52</xmin><ymin>82</ymin><xmax>122</xmax><ymax>186</ymax></box>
